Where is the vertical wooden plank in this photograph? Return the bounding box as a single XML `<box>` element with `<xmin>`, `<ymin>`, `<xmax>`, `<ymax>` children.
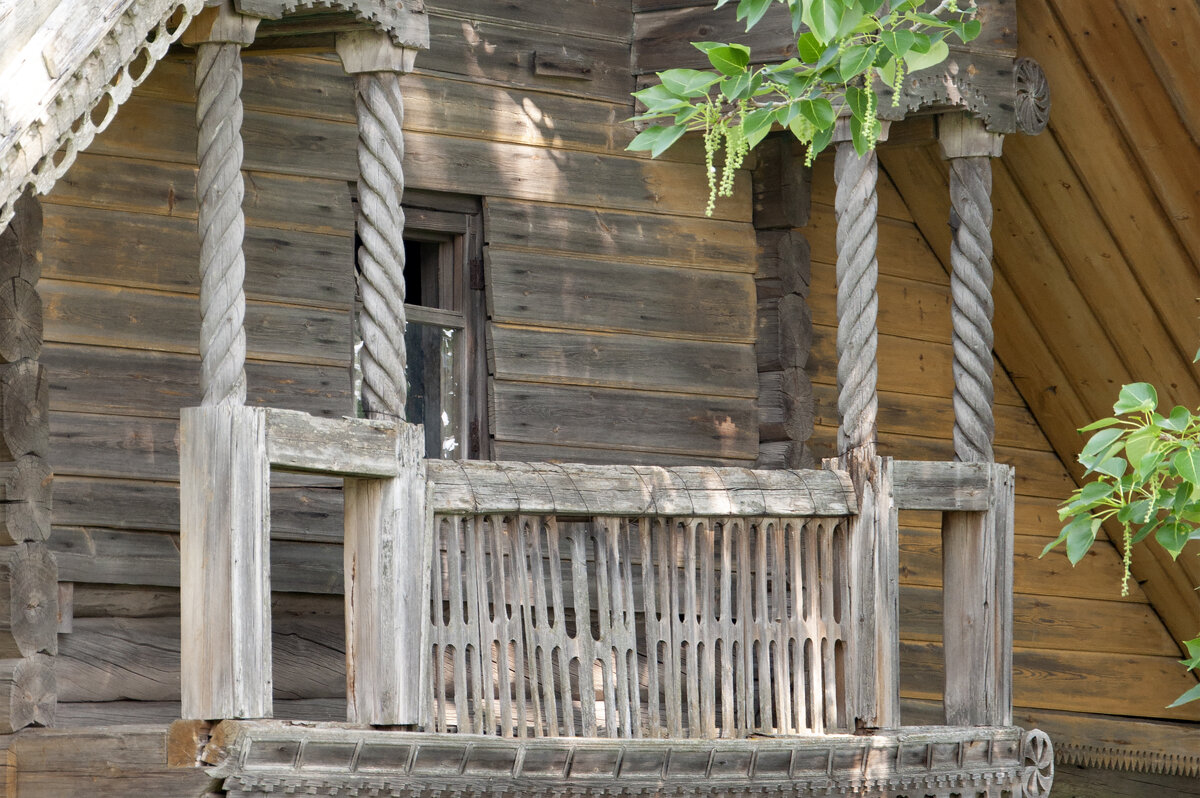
<box><xmin>523</xmin><ymin>515</ymin><xmax>552</xmax><ymax>737</ymax></box>
<box><xmin>591</xmin><ymin>521</ymin><xmax>616</xmax><ymax>737</ymax></box>
<box><xmin>771</xmin><ymin>518</ymin><xmax>794</xmax><ymax>733</ymax></box>
<box><xmin>873</xmin><ymin>458</ymin><xmax>900</xmax><ymax>728</ymax></box>
<box><xmin>753</xmin><ymin>518</ymin><xmax>772</xmax><ymax>730</ymax></box>
<box><xmin>569</xmin><ymin>525</ymin><xmax>597</xmax><ymax>736</ymax></box>
<box><xmin>735</xmin><ymin>516</ymin><xmax>754</xmax><ymax>735</ymax></box>
<box><xmin>640</xmin><ymin>517</ymin><xmax>664</xmax><ymax>736</ymax></box>
<box><xmin>344</xmin><ymin>421</ymin><xmax>425</xmax><ymax>725</ymax></box>
<box><xmin>697</xmin><ymin>518</ymin><xmax>716</xmax><ymax>737</ymax></box>
<box><xmin>180</xmin><ymin>405</ymin><xmax>271</xmax><ymax>720</ymax></box>
<box><xmin>718</xmin><ymin>518</ymin><xmax>735</xmax><ymax>735</ymax></box>
<box><xmin>942</xmin><ymin>464</ymin><xmax>1013</xmax><ymax>726</ymax></box>
<box><xmin>801</xmin><ymin>518</ymin><xmax>823</xmax><ymax>734</ymax></box>
<box><xmin>545</xmin><ymin>517</ymin><xmax>574</xmax><ymax>737</ymax></box>
<box><xmin>661</xmin><ymin>518</ymin><xmax>684</xmax><ymax>737</ymax></box>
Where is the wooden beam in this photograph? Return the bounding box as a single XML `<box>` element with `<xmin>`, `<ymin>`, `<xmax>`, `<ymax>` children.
<box><xmin>892</xmin><ymin>460</ymin><xmax>997</xmax><ymax>511</ymax></box>
<box><xmin>264</xmin><ymin>408</ymin><xmax>398</xmax><ymax>478</ymax></box>
<box><xmin>427</xmin><ymin>460</ymin><xmax>858</xmax><ymax>517</ymax></box>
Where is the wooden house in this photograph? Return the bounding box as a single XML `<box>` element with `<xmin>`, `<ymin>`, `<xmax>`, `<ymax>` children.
<box><xmin>0</xmin><ymin>0</ymin><xmax>1194</xmax><ymax>795</ymax></box>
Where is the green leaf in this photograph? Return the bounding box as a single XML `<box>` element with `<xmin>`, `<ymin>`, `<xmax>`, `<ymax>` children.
<box><xmin>704</xmin><ymin>43</ymin><xmax>752</xmax><ymax>76</ymax></box>
<box><xmin>798</xmin><ymin>97</ymin><xmax>835</xmax><ymax>129</ymax></box>
<box><xmin>659</xmin><ymin>69</ymin><xmax>720</xmax><ymax>98</ymax></box>
<box><xmin>835</xmin><ymin>3</ymin><xmax>866</xmax><ymax>39</ymax></box>
<box><xmin>846</xmin><ymin>85</ymin><xmax>870</xmax><ymax>119</ymax></box>
<box><xmin>1117</xmin><ymin>498</ymin><xmax>1152</xmax><ymax>524</ymax></box>
<box><xmin>1064</xmin><ymin>515</ymin><xmax>1100</xmax><ymax>565</ymax></box>
<box><xmin>627</xmin><ymin>124</ymin><xmax>688</xmax><ymax>157</ymax></box>
<box><xmin>1092</xmin><ymin>456</ymin><xmax>1127</xmax><ymax>479</ymax></box>
<box><xmin>881</xmin><ymin>29</ymin><xmax>916</xmax><ymax>58</ymax></box>
<box><xmin>1079</xmin><ymin>417</ymin><xmax>1121</xmax><ymax>432</ymax></box>
<box><xmin>1081</xmin><ymin>427</ymin><xmax>1125</xmax><ymax>461</ymax></box>
<box><xmin>1124</xmin><ymin>428</ymin><xmax>1160</xmax><ymax>474</ymax></box>
<box><xmin>737</xmin><ymin>0</ymin><xmax>774</xmax><ymax>30</ymax></box>
<box><xmin>904</xmin><ymin>39</ymin><xmax>949</xmax><ymax>72</ymax></box>
<box><xmin>1114</xmin><ymin>382</ymin><xmax>1158</xmax><ymax>415</ymax></box>
<box><xmin>808</xmin><ymin>122</ymin><xmax>834</xmax><ymax>157</ymax></box>
<box><xmin>957</xmin><ymin>19</ymin><xmax>982</xmax><ymax>42</ymax></box>
<box><xmin>796</xmin><ymin>31</ymin><xmax>824</xmax><ymax>63</ymax></box>
<box><xmin>719</xmin><ymin>72</ymin><xmax>753</xmax><ymax>100</ymax></box>
<box><xmin>850</xmin><ymin>114</ymin><xmax>869</xmax><ymax>155</ymax></box>
<box><xmin>804</xmin><ymin>0</ymin><xmax>840</xmax><ymax>44</ymax></box>
<box><xmin>742</xmin><ymin>107</ymin><xmax>776</xmax><ymax>149</ymax></box>
<box><xmin>1161</xmin><ymin>406</ymin><xmax>1192</xmax><ymax>432</ymax></box>
<box><xmin>1167</xmin><ymin>682</ymin><xmax>1200</xmax><ymax>708</ymax></box>
<box><xmin>632</xmin><ymin>83</ymin><xmax>691</xmax><ymax>114</ymax></box>
<box><xmin>1183</xmin><ymin>635</ymin><xmax>1200</xmax><ymax>669</ymax></box>
<box><xmin>839</xmin><ymin>44</ymin><xmax>877</xmax><ymax>82</ymax></box>
<box><xmin>1156</xmin><ymin>521</ymin><xmax>1191</xmax><ymax>558</ymax></box>
<box><xmin>1174</xmin><ymin>446</ymin><xmax>1200</xmax><ymax>484</ymax></box>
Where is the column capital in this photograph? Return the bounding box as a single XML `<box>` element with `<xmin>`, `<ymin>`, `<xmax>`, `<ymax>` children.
<box><xmin>182</xmin><ymin>1</ymin><xmax>260</xmax><ymax>47</ymax></box>
<box><xmin>938</xmin><ymin>112</ymin><xmax>1004</xmax><ymax>160</ymax></box>
<box><xmin>337</xmin><ymin>30</ymin><xmax>419</xmax><ymax>75</ymax></box>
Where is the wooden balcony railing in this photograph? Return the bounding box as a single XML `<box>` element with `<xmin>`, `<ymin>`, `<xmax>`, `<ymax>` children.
<box><xmin>178</xmin><ymin>407</ymin><xmax>1015</xmax><ymax>739</ymax></box>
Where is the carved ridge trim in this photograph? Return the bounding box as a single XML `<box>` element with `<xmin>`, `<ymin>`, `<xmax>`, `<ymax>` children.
<box><xmin>0</xmin><ymin>0</ymin><xmax>205</xmax><ymax>232</ymax></box>
<box><xmin>1055</xmin><ymin>741</ymin><xmax>1200</xmax><ymax>779</ymax></box>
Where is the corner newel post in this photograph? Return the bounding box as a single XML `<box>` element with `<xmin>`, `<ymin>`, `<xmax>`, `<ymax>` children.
<box><xmin>937</xmin><ymin>112</ymin><xmax>1013</xmax><ymax>727</ymax></box>
<box><xmin>336</xmin><ymin>28</ymin><xmax>428</xmax><ymax>727</ymax></box>
<box><xmin>829</xmin><ymin>121</ymin><xmax>899</xmax><ymax>731</ymax></box>
<box><xmin>180</xmin><ymin>3</ymin><xmax>271</xmax><ymax>721</ymax></box>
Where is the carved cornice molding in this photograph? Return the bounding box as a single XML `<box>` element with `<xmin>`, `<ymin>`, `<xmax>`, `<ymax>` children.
<box><xmin>206</xmin><ymin>722</ymin><xmax>1054</xmax><ymax>798</ymax></box>
<box><xmin>0</xmin><ymin>0</ymin><xmax>206</xmax><ymax>232</ymax></box>
<box><xmin>234</xmin><ymin>0</ymin><xmax>429</xmax><ymax>49</ymax></box>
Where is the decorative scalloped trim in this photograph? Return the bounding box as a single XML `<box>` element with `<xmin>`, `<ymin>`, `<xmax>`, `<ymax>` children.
<box><xmin>241</xmin><ymin>0</ymin><xmax>429</xmax><ymax>48</ymax></box>
<box><xmin>1056</xmin><ymin>741</ymin><xmax>1200</xmax><ymax>779</ymax></box>
<box><xmin>0</xmin><ymin>0</ymin><xmax>206</xmax><ymax>231</ymax></box>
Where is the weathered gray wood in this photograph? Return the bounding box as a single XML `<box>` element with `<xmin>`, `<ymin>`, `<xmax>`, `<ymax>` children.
<box><xmin>0</xmin><ymin>192</ymin><xmax>41</xmax><ymax>285</ymax></box>
<box><xmin>264</xmin><ymin>408</ymin><xmax>398</xmax><ymax>477</ymax></box>
<box><xmin>0</xmin><ymin>654</ymin><xmax>54</xmax><ymax>732</ymax></box>
<box><xmin>753</xmin><ymin>136</ymin><xmax>812</xmax><ymax>230</ymax></box>
<box><xmin>180</xmin><ymin>405</ymin><xmax>272</xmax><ymax>719</ymax></box>
<box><xmin>0</xmin><ymin>544</ymin><xmax>58</xmax><ymax>658</ymax></box>
<box><xmin>344</xmin><ymin>422</ymin><xmax>426</xmax><ymax>725</ymax></box>
<box><xmin>485</xmin><ymin>247</ymin><xmax>757</xmax><ymax>343</ymax></box>
<box><xmin>427</xmin><ymin>460</ymin><xmax>856</xmax><ymax>517</ymax></box>
<box><xmin>0</xmin><ymin>277</ymin><xmax>42</xmax><ymax>364</ymax></box>
<box><xmin>491</xmin><ymin>441</ymin><xmax>750</xmax><ymax>468</ymax></box>
<box><xmin>0</xmin><ymin>359</ymin><xmax>48</xmax><ymax>460</ymax></box>
<box><xmin>490</xmin><ymin>380</ymin><xmax>758</xmax><ymax>462</ymax></box>
<box><xmin>892</xmin><ymin>459</ymin><xmax>999</xmax><ymax>511</ymax></box>
<box><xmin>0</xmin><ymin>454</ymin><xmax>53</xmax><ymax>543</ymax></box>
<box><xmin>942</xmin><ymin>463</ymin><xmax>1014</xmax><ymax>726</ymax></box>
<box><xmin>488</xmin><ymin>325</ymin><xmax>757</xmax><ymax>400</ymax></box>
<box><xmin>57</xmin><ymin>581</ymin><xmax>72</xmax><ymax>634</ymax></box>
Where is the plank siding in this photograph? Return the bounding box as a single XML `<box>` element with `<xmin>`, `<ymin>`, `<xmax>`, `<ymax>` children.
<box><xmin>38</xmin><ymin>6</ymin><xmax>762</xmax><ymax>722</ymax></box>
<box><xmin>804</xmin><ymin>148</ymin><xmax>1200</xmax><ymax>722</ymax></box>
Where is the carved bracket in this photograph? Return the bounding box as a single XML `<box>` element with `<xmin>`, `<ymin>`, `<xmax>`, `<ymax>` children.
<box><xmin>1021</xmin><ymin>729</ymin><xmax>1055</xmax><ymax>798</ymax></box>
<box><xmin>234</xmin><ymin>0</ymin><xmax>430</xmax><ymax>49</ymax></box>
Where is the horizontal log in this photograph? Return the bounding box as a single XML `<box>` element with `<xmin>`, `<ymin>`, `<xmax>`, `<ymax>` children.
<box><xmin>44</xmin><ymin>344</ymin><xmax>351</xmax><ymax>419</ymax></box>
<box><xmin>0</xmin><ymin>654</ymin><xmax>55</xmax><ymax>733</ymax></box>
<box><xmin>0</xmin><ymin>543</ymin><xmax>58</xmax><ymax>657</ymax></box>
<box><xmin>57</xmin><ymin>616</ymin><xmax>345</xmax><ymax>702</ymax></box>
<box><xmin>490</xmin><ymin>380</ymin><xmax>759</xmax><ymax>461</ymax></box>
<box><xmin>0</xmin><ymin>359</ymin><xmax>49</xmax><ymax>460</ymax></box>
<box><xmin>491</xmin><ymin>440</ymin><xmax>751</xmax><ymax>468</ymax></box>
<box><xmin>264</xmin><ymin>408</ymin><xmax>399</xmax><ymax>478</ymax></box>
<box><xmin>0</xmin><ymin>454</ymin><xmax>53</xmax><ymax>543</ymax></box>
<box><xmin>428</xmin><ymin>459</ymin><xmax>856</xmax><ymax>517</ymax></box>
<box><xmin>51</xmin><ymin>526</ymin><xmax>345</xmax><ymax>594</ymax></box>
<box><xmin>488</xmin><ymin>325</ymin><xmax>757</xmax><ymax>399</ymax></box>
<box><xmin>53</xmin><ymin>697</ymin><xmax>347</xmax><ymax>726</ymax></box>
<box><xmin>891</xmin><ymin>460</ymin><xmax>1006</xmax><ymax>511</ymax></box>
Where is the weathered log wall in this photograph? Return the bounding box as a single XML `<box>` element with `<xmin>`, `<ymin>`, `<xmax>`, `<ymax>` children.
<box><xmin>803</xmin><ymin>145</ymin><xmax>1200</xmax><ymax>723</ymax></box>
<box><xmin>38</xmin><ymin>0</ymin><xmax>759</xmax><ymax>721</ymax></box>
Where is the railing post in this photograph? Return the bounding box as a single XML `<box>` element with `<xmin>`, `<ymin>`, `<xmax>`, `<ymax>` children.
<box><xmin>343</xmin><ymin>422</ymin><xmax>427</xmax><ymax>725</ymax></box>
<box><xmin>180</xmin><ymin>405</ymin><xmax>271</xmax><ymax>719</ymax></box>
<box><xmin>830</xmin><ymin>120</ymin><xmax>899</xmax><ymax>730</ymax></box>
<box><xmin>938</xmin><ymin>112</ymin><xmax>1013</xmax><ymax>726</ymax></box>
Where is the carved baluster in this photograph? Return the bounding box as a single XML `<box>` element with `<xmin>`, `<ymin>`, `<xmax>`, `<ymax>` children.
<box><xmin>183</xmin><ymin>3</ymin><xmax>258</xmax><ymax>407</ymax></box>
<box><xmin>938</xmin><ymin>113</ymin><xmax>1012</xmax><ymax>728</ymax></box>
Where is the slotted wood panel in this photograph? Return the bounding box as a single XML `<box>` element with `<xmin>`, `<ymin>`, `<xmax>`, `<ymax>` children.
<box><xmin>427</xmin><ymin>513</ymin><xmax>850</xmax><ymax>738</ymax></box>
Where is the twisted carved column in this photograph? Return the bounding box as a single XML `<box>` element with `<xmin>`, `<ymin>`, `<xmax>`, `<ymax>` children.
<box><xmin>833</xmin><ymin>141</ymin><xmax>880</xmax><ymax>454</ymax></box>
<box><xmin>939</xmin><ymin>113</ymin><xmax>1004</xmax><ymax>463</ymax></box>
<box><xmin>353</xmin><ymin>71</ymin><xmax>409</xmax><ymax>420</ymax></box>
<box><xmin>185</xmin><ymin>4</ymin><xmax>258</xmax><ymax>406</ymax></box>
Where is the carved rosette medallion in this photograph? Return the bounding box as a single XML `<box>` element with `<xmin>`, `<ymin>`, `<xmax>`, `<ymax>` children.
<box><xmin>1021</xmin><ymin>728</ymin><xmax>1055</xmax><ymax>797</ymax></box>
<box><xmin>1015</xmin><ymin>58</ymin><xmax>1051</xmax><ymax>135</ymax></box>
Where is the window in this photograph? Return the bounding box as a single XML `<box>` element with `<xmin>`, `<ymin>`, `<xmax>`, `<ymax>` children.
<box><xmin>353</xmin><ymin>192</ymin><xmax>487</xmax><ymax>460</ymax></box>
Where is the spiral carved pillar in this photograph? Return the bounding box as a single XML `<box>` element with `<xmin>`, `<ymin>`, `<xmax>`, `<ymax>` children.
<box><xmin>832</xmin><ymin>128</ymin><xmax>885</xmax><ymax>455</ymax></box>
<box><xmin>939</xmin><ymin>113</ymin><xmax>1004</xmax><ymax>464</ymax></box>
<box><xmin>338</xmin><ymin>32</ymin><xmax>417</xmax><ymax>422</ymax></box>
<box><xmin>184</xmin><ymin>3</ymin><xmax>258</xmax><ymax>407</ymax></box>
<box><xmin>336</xmin><ymin>30</ymin><xmax>423</xmax><ymax>727</ymax></box>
